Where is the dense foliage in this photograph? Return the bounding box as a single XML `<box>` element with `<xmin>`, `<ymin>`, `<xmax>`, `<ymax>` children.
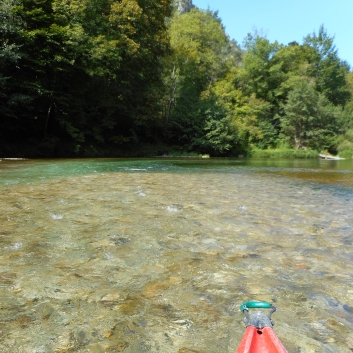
<box><xmin>0</xmin><ymin>0</ymin><xmax>173</xmax><ymax>155</ymax></box>
<box><xmin>1</xmin><ymin>0</ymin><xmax>352</xmax><ymax>156</ymax></box>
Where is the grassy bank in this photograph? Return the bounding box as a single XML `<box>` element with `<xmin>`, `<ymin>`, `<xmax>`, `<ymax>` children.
<box><xmin>338</xmin><ymin>150</ymin><xmax>353</xmax><ymax>159</ymax></box>
<box><xmin>250</xmin><ymin>149</ymin><xmax>319</xmax><ymax>158</ymax></box>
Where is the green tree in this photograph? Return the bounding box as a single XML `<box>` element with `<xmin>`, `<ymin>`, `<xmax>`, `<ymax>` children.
<box><xmin>234</xmin><ymin>34</ymin><xmax>285</xmax><ymax>147</ymax></box>
<box><xmin>210</xmin><ymin>70</ymin><xmax>269</xmax><ymax>150</ymax></box>
<box><xmin>304</xmin><ymin>25</ymin><xmax>350</xmax><ymax>106</ymax></box>
<box><xmin>271</xmin><ymin>42</ymin><xmax>315</xmax><ymax>101</ymax></box>
<box><xmin>335</xmin><ymin>72</ymin><xmax>353</xmax><ymax>153</ymax></box>
<box><xmin>340</xmin><ymin>72</ymin><xmax>353</xmax><ymax>129</ymax></box>
<box><xmin>189</xmin><ymin>93</ymin><xmax>236</xmax><ymax>154</ymax></box>
<box><xmin>0</xmin><ymin>0</ymin><xmax>173</xmax><ymax>155</ymax></box>
<box><xmin>239</xmin><ymin>34</ymin><xmax>282</xmax><ymax>104</ymax></box>
<box><xmin>280</xmin><ymin>79</ymin><xmax>339</xmax><ymax>150</ymax></box>
<box><xmin>0</xmin><ymin>0</ymin><xmax>23</xmax><ymax>123</ymax></box>
<box><xmin>164</xmin><ymin>8</ymin><xmax>241</xmax><ymax>153</ymax></box>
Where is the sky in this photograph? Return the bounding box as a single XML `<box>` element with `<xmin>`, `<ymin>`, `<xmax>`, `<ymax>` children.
<box><xmin>192</xmin><ymin>0</ymin><xmax>353</xmax><ymax>67</ymax></box>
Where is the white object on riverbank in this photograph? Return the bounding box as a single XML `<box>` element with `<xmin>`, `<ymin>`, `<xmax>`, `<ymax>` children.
<box><xmin>0</xmin><ymin>158</ymin><xmax>28</xmax><ymax>160</ymax></box>
<box><xmin>319</xmin><ymin>154</ymin><xmax>345</xmax><ymax>160</ymax></box>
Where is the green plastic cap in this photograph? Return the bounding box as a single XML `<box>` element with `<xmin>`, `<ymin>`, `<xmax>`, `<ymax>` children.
<box><xmin>240</xmin><ymin>301</ymin><xmax>272</xmax><ymax>312</ymax></box>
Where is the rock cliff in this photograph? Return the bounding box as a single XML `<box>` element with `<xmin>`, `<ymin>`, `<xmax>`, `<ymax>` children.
<box><xmin>174</xmin><ymin>0</ymin><xmax>195</xmax><ymax>13</ymax></box>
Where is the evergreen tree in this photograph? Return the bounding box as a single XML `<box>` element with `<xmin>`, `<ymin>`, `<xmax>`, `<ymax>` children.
<box><xmin>304</xmin><ymin>25</ymin><xmax>350</xmax><ymax>106</ymax></box>
<box><xmin>280</xmin><ymin>79</ymin><xmax>339</xmax><ymax>150</ymax></box>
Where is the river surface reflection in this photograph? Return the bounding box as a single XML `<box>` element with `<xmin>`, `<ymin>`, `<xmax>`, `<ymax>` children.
<box><xmin>0</xmin><ymin>158</ymin><xmax>353</xmax><ymax>353</ymax></box>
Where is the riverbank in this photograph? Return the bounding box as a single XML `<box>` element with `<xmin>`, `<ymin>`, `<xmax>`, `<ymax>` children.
<box><xmin>0</xmin><ymin>140</ymin><xmax>240</xmax><ymax>158</ymax></box>
<box><xmin>250</xmin><ymin>149</ymin><xmax>319</xmax><ymax>158</ymax></box>
<box><xmin>2</xmin><ymin>139</ymin><xmax>350</xmax><ymax>160</ymax></box>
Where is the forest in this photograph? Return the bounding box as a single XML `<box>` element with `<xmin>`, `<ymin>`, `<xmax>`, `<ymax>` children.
<box><xmin>1</xmin><ymin>0</ymin><xmax>353</xmax><ymax>157</ymax></box>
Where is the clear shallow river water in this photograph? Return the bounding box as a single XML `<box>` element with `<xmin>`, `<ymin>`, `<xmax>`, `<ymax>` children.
<box><xmin>0</xmin><ymin>158</ymin><xmax>353</xmax><ymax>353</ymax></box>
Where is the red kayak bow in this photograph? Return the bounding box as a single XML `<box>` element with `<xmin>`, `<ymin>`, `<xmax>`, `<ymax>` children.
<box><xmin>236</xmin><ymin>301</ymin><xmax>288</xmax><ymax>353</ymax></box>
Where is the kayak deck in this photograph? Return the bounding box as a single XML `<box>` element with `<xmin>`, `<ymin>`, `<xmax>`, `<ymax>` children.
<box><xmin>236</xmin><ymin>326</ymin><xmax>288</xmax><ymax>353</ymax></box>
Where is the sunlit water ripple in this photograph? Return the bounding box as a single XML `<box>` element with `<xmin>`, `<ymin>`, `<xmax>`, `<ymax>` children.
<box><xmin>0</xmin><ymin>158</ymin><xmax>353</xmax><ymax>353</ymax></box>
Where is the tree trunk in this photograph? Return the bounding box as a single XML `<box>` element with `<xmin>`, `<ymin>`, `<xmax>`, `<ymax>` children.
<box><xmin>44</xmin><ymin>102</ymin><xmax>53</xmax><ymax>136</ymax></box>
<box><xmin>165</xmin><ymin>65</ymin><xmax>177</xmax><ymax>133</ymax></box>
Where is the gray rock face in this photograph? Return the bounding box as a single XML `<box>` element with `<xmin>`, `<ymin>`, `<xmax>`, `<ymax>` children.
<box><xmin>174</xmin><ymin>0</ymin><xmax>195</xmax><ymax>13</ymax></box>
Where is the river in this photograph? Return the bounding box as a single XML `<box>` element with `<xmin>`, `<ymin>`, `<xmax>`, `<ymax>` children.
<box><xmin>0</xmin><ymin>158</ymin><xmax>353</xmax><ymax>352</ymax></box>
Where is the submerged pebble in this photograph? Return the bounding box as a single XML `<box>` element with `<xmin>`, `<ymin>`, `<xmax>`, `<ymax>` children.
<box><xmin>0</xmin><ymin>159</ymin><xmax>352</xmax><ymax>352</ymax></box>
